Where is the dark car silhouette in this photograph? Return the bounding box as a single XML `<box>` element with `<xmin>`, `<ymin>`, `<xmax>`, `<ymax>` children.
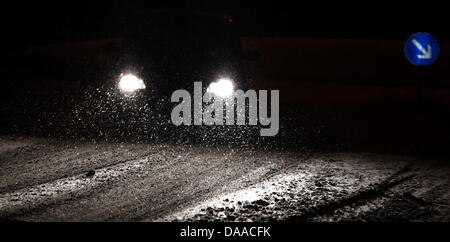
<box><xmin>108</xmin><ymin>11</ymin><xmax>248</xmax><ymax>101</ymax></box>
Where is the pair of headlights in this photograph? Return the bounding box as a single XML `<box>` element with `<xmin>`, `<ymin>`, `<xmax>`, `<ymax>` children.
<box><xmin>118</xmin><ymin>74</ymin><xmax>234</xmax><ymax>98</ymax></box>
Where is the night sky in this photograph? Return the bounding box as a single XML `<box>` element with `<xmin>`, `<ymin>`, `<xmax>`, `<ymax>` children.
<box><xmin>1</xmin><ymin>0</ymin><xmax>448</xmax><ymax>49</ymax></box>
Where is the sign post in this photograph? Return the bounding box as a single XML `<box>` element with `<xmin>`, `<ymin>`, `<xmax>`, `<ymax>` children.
<box><xmin>404</xmin><ymin>32</ymin><xmax>440</xmax><ymax>105</ymax></box>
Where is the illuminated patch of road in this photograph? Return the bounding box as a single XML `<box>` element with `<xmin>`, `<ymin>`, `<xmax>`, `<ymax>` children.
<box><xmin>160</xmin><ymin>153</ymin><xmax>412</xmax><ymax>222</ymax></box>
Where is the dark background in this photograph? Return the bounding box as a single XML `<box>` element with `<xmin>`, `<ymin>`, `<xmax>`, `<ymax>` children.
<box><xmin>1</xmin><ymin>0</ymin><xmax>449</xmax><ymax>155</ymax></box>
<box><xmin>1</xmin><ymin>0</ymin><xmax>448</xmax><ymax>48</ymax></box>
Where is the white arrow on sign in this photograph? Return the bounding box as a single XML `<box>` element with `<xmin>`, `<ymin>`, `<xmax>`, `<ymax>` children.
<box><xmin>412</xmin><ymin>39</ymin><xmax>432</xmax><ymax>59</ymax></box>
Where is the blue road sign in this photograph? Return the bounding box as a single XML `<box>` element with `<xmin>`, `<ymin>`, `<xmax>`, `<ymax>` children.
<box><xmin>404</xmin><ymin>32</ymin><xmax>440</xmax><ymax>66</ymax></box>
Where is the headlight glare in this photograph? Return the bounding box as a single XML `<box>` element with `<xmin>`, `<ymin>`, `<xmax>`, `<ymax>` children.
<box><xmin>206</xmin><ymin>78</ymin><xmax>234</xmax><ymax>98</ymax></box>
<box><xmin>118</xmin><ymin>74</ymin><xmax>146</xmax><ymax>93</ymax></box>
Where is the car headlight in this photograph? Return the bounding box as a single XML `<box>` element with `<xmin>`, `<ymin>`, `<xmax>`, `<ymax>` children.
<box><xmin>118</xmin><ymin>74</ymin><xmax>146</xmax><ymax>93</ymax></box>
<box><xmin>206</xmin><ymin>78</ymin><xmax>234</xmax><ymax>98</ymax></box>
